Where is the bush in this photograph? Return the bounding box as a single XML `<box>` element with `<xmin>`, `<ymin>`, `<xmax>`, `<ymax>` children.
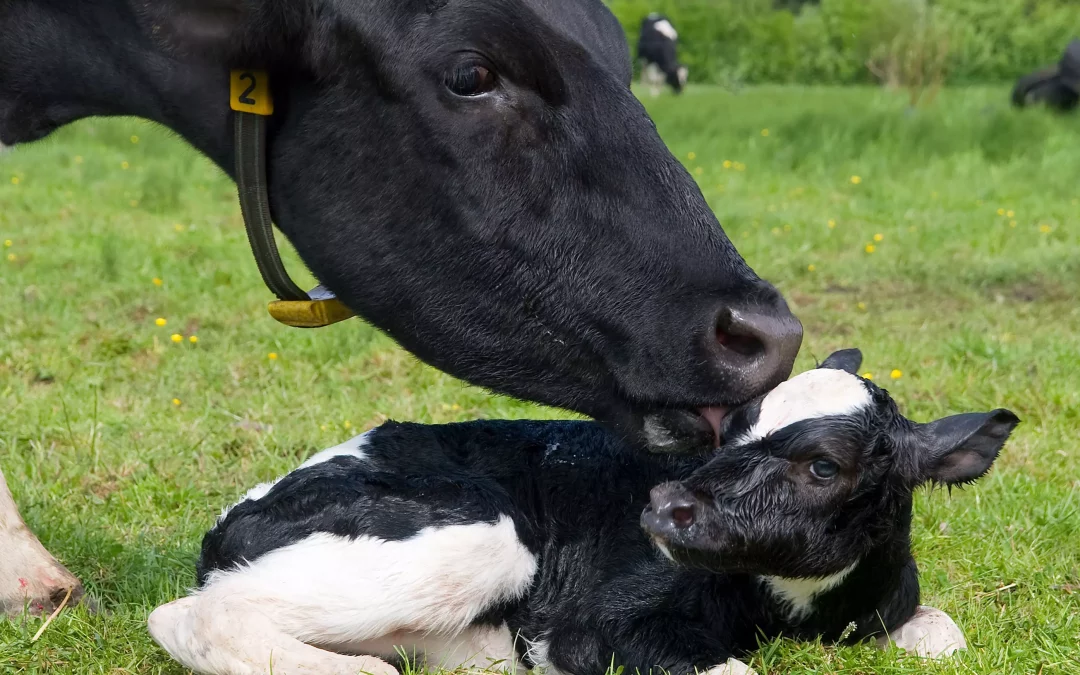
<box><xmin>607</xmin><ymin>0</ymin><xmax>1080</xmax><ymax>85</ymax></box>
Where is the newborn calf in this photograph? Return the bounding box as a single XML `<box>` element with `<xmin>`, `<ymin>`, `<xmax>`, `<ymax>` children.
<box><xmin>149</xmin><ymin>349</ymin><xmax>1018</xmax><ymax>675</ymax></box>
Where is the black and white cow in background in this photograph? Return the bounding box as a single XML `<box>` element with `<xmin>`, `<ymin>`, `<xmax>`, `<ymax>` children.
<box><xmin>1</xmin><ymin>0</ymin><xmax>801</xmax><ymax>613</ymax></box>
<box><xmin>149</xmin><ymin>349</ymin><xmax>1019</xmax><ymax>675</ymax></box>
<box><xmin>638</xmin><ymin>13</ymin><xmax>689</xmax><ymax>96</ymax></box>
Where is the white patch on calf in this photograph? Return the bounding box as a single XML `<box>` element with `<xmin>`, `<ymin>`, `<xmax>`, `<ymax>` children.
<box><xmin>762</xmin><ymin>561</ymin><xmax>858</xmax><ymax>621</ymax></box>
<box><xmin>217</xmin><ymin>431</ymin><xmax>373</xmax><ymax>521</ymax></box>
<box><xmin>876</xmin><ymin>605</ymin><xmax>967</xmax><ymax>658</ymax></box>
<box><xmin>653</xmin><ymin>19</ymin><xmax>678</xmax><ymax>41</ymax></box>
<box><xmin>732</xmin><ymin>369</ymin><xmax>872</xmax><ymax>447</ymax></box>
<box><xmin>704</xmin><ymin>659</ymin><xmax>758</xmax><ymax>675</ymax></box>
<box><xmin>524</xmin><ymin>639</ymin><xmax>572</xmax><ymax>675</ymax></box>
<box><xmin>298</xmin><ymin>430</ymin><xmax>372</xmax><ymax>469</ymax></box>
<box><xmin>199</xmin><ymin>516</ymin><xmax>536</xmax><ymax>643</ymax></box>
<box><xmin>678</xmin><ymin>66</ymin><xmax>689</xmax><ymax>86</ymax></box>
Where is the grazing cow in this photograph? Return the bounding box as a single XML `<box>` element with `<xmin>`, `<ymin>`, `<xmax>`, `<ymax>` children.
<box><xmin>1012</xmin><ymin>39</ymin><xmax>1080</xmax><ymax>112</ymax></box>
<box><xmin>638</xmin><ymin>13</ymin><xmax>688</xmax><ymax>96</ymax></box>
<box><xmin>0</xmin><ymin>0</ymin><xmax>802</xmax><ymax>613</ymax></box>
<box><xmin>149</xmin><ymin>349</ymin><xmax>1018</xmax><ymax>675</ymax></box>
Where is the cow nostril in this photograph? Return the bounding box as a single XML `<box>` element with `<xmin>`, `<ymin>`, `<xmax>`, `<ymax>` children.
<box><xmin>715</xmin><ymin>309</ymin><xmax>766</xmax><ymax>359</ymax></box>
<box><xmin>670</xmin><ymin>506</ymin><xmax>695</xmax><ymax>528</ymax></box>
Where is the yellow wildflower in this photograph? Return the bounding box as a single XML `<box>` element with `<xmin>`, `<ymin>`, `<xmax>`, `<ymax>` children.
<box><xmin>172</xmin><ymin>398</ymin><xmax>182</xmax><ymax>406</ymax></box>
<box><xmin>152</xmin><ymin>277</ymin><xmax>163</xmax><ymax>286</ymax></box>
<box><xmin>3</xmin><ymin>239</ymin><xmax>11</xmax><ymax>247</ymax></box>
<box><xmin>723</xmin><ymin>160</ymin><xmax>733</xmax><ymax>169</ymax></box>
<box><xmin>1006</xmin><ymin>210</ymin><xmax>1015</xmax><ymax>218</ymax></box>
<box><xmin>1039</xmin><ymin>224</ymin><xmax>1052</xmax><ymax>234</ymax></box>
<box><xmin>694</xmin><ymin>167</ymin><xmax>704</xmax><ymax>176</ymax></box>
<box><xmin>827</xmin><ymin>219</ymin><xmax>836</xmax><ymax>229</ymax></box>
<box><xmin>155</xmin><ymin>317</ymin><xmax>167</xmax><ymax>327</ymax></box>
<box><xmin>687</xmin><ymin>151</ymin><xmax>696</xmax><ymax>161</ymax></box>
<box><xmin>1009</xmin><ymin>220</ymin><xmax>1017</xmax><ymax>228</ymax></box>
<box><xmin>850</xmin><ymin>175</ymin><xmax>862</xmax><ymax>185</ymax></box>
<box><xmin>121</xmin><ymin>161</ymin><xmax>129</xmax><ymax>170</ymax></box>
<box><xmin>189</xmin><ymin>335</ymin><xmax>199</xmax><ymax>344</ymax></box>
<box><xmin>857</xmin><ymin>302</ymin><xmax>867</xmax><ymax>311</ymax></box>
<box><xmin>873</xmin><ymin>233</ymin><xmax>884</xmax><ymax>242</ymax></box>
<box><xmin>864</xmin><ymin>244</ymin><xmax>876</xmax><ymax>254</ymax></box>
<box><xmin>170</xmin><ymin>333</ymin><xmax>182</xmax><ymax>343</ymax></box>
<box><xmin>807</xmin><ymin>264</ymin><xmax>816</xmax><ymax>272</ymax></box>
<box><xmin>173</xmin><ymin>223</ymin><xmax>185</xmax><ymax>232</ymax></box>
<box><xmin>268</xmin><ymin>352</ymin><xmax>278</xmax><ymax>360</ymax></box>
<box><xmin>131</xmin><ymin>135</ymin><xmax>140</xmax><ymax>144</ymax></box>
<box><xmin>862</xmin><ymin>372</ymin><xmax>874</xmax><ymax>380</ymax></box>
<box><xmin>344</xmin><ymin>420</ymin><xmax>353</xmax><ymax>429</ymax></box>
<box><xmin>761</xmin><ymin>128</ymin><xmax>770</xmax><ymax>137</ymax></box>
<box><xmin>10</xmin><ymin>177</ymin><xmax>19</xmax><ymax>185</ymax></box>
<box><xmin>997</xmin><ymin>208</ymin><xmax>1005</xmax><ymax>216</ymax></box>
<box><xmin>890</xmin><ymin>369</ymin><xmax>903</xmax><ymax>380</ymax></box>
<box><xmin>6</xmin><ymin>253</ymin><xmax>15</xmax><ymax>262</ymax></box>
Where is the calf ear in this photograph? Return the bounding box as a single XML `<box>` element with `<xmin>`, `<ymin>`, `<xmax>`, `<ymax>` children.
<box><xmin>819</xmin><ymin>348</ymin><xmax>862</xmax><ymax>375</ymax></box>
<box><xmin>917</xmin><ymin>409</ymin><xmax>1020</xmax><ymax>485</ymax></box>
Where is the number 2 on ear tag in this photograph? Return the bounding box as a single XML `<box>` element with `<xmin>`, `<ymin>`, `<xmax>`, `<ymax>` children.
<box><xmin>230</xmin><ymin>70</ymin><xmax>274</xmax><ymax>116</ymax></box>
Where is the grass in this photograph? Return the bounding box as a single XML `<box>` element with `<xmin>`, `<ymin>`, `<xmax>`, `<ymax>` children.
<box><xmin>1</xmin><ymin>85</ymin><xmax>1079</xmax><ymax>673</ymax></box>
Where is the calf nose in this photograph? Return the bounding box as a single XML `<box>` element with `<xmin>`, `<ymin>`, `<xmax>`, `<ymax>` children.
<box><xmin>642</xmin><ymin>483</ymin><xmax>699</xmax><ymax>536</ymax></box>
<box><xmin>711</xmin><ymin>286</ymin><xmax>803</xmax><ymax>396</ymax></box>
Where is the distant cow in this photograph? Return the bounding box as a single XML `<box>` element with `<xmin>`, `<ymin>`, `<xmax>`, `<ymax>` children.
<box><xmin>638</xmin><ymin>13</ymin><xmax>688</xmax><ymax>95</ymax></box>
<box><xmin>1012</xmin><ymin>39</ymin><xmax>1080</xmax><ymax>112</ymax></box>
<box><xmin>148</xmin><ymin>349</ymin><xmax>1018</xmax><ymax>675</ymax></box>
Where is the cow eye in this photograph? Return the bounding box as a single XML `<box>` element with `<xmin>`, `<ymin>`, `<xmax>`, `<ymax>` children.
<box><xmin>810</xmin><ymin>459</ymin><xmax>840</xmax><ymax>480</ymax></box>
<box><xmin>446</xmin><ymin>63</ymin><xmax>497</xmax><ymax>97</ymax></box>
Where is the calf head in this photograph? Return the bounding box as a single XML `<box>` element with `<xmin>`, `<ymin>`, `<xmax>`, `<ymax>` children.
<box><xmin>642</xmin><ymin>348</ymin><xmax>1019</xmax><ymax>579</ymax></box>
<box><xmin>0</xmin><ymin>0</ymin><xmax>801</xmax><ymax>440</ymax></box>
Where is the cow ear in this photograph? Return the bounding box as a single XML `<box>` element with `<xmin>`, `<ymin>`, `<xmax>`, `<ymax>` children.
<box><xmin>915</xmin><ymin>409</ymin><xmax>1019</xmax><ymax>486</ymax></box>
<box><xmin>140</xmin><ymin>0</ymin><xmax>286</xmax><ymax>63</ymax></box>
<box><xmin>818</xmin><ymin>348</ymin><xmax>862</xmax><ymax>375</ymax></box>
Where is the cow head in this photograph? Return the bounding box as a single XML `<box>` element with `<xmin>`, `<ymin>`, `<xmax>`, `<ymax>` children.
<box><xmin>642</xmin><ymin>349</ymin><xmax>1019</xmax><ymax>576</ymax></box>
<box><xmin>0</xmin><ymin>0</ymin><xmax>802</xmax><ymax>445</ymax></box>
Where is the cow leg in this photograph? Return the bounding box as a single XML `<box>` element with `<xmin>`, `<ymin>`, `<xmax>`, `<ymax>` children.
<box><xmin>0</xmin><ymin>469</ymin><xmax>85</xmax><ymax>617</ymax></box>
<box><xmin>876</xmin><ymin>605</ymin><xmax>966</xmax><ymax>658</ymax></box>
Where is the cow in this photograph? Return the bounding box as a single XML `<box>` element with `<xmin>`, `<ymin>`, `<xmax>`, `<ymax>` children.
<box><xmin>148</xmin><ymin>348</ymin><xmax>1019</xmax><ymax>675</ymax></box>
<box><xmin>0</xmin><ymin>0</ymin><xmax>803</xmax><ymax>613</ymax></box>
<box><xmin>637</xmin><ymin>13</ymin><xmax>688</xmax><ymax>96</ymax></box>
<box><xmin>1012</xmin><ymin>39</ymin><xmax>1080</xmax><ymax>112</ymax></box>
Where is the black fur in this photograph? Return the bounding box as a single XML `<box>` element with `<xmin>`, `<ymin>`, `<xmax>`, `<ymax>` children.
<box><xmin>199</xmin><ymin>352</ymin><xmax>1019</xmax><ymax>674</ymax></box>
<box><xmin>0</xmin><ymin>0</ymin><xmax>802</xmax><ymax>440</ymax></box>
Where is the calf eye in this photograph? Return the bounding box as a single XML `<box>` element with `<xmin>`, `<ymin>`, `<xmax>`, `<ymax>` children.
<box><xmin>446</xmin><ymin>63</ymin><xmax>497</xmax><ymax>97</ymax></box>
<box><xmin>810</xmin><ymin>459</ymin><xmax>840</xmax><ymax>479</ymax></box>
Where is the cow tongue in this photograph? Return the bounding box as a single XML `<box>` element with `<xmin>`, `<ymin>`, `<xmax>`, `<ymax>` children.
<box><xmin>698</xmin><ymin>406</ymin><xmax>728</xmax><ymax>446</ymax></box>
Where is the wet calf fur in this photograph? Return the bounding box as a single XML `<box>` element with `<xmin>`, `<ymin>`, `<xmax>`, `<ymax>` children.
<box><xmin>150</xmin><ymin>349</ymin><xmax>1018</xmax><ymax>675</ymax></box>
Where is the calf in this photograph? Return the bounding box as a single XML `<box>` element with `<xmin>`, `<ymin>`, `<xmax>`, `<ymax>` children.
<box><xmin>149</xmin><ymin>349</ymin><xmax>1018</xmax><ymax>675</ymax></box>
<box><xmin>638</xmin><ymin>14</ymin><xmax>688</xmax><ymax>95</ymax></box>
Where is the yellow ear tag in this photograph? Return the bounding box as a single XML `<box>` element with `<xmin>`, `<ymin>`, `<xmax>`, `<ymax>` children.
<box><xmin>267</xmin><ymin>298</ymin><xmax>355</xmax><ymax>328</ymax></box>
<box><xmin>230</xmin><ymin>70</ymin><xmax>274</xmax><ymax>116</ymax></box>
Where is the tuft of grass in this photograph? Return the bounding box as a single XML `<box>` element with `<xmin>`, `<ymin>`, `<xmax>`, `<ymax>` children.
<box><xmin>1</xmin><ymin>86</ymin><xmax>1079</xmax><ymax>673</ymax></box>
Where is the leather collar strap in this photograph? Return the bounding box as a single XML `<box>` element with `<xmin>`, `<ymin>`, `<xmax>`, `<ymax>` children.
<box><xmin>230</xmin><ymin>69</ymin><xmax>355</xmax><ymax>328</ymax></box>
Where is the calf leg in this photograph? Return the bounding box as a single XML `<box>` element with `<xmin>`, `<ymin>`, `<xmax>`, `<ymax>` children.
<box><xmin>150</xmin><ymin>516</ymin><xmax>534</xmax><ymax>675</ymax></box>
<box><xmin>149</xmin><ymin>596</ymin><xmax>397</xmax><ymax>675</ymax></box>
<box><xmin>0</xmin><ymin>469</ymin><xmax>84</xmax><ymax>616</ymax></box>
<box><xmin>876</xmin><ymin>605</ymin><xmax>966</xmax><ymax>658</ymax></box>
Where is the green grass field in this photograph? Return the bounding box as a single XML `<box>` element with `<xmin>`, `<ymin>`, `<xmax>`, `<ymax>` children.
<box><xmin>1</xmin><ymin>86</ymin><xmax>1079</xmax><ymax>674</ymax></box>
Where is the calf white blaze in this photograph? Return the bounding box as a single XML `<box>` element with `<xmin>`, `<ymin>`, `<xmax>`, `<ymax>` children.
<box><xmin>652</xmin><ymin>19</ymin><xmax>678</xmax><ymax>41</ymax></box>
<box><xmin>732</xmin><ymin>369</ymin><xmax>872</xmax><ymax>447</ymax></box>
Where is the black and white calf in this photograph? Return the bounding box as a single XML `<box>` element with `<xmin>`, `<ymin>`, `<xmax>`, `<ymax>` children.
<box><xmin>149</xmin><ymin>350</ymin><xmax>1018</xmax><ymax>675</ymax></box>
<box><xmin>638</xmin><ymin>14</ymin><xmax>688</xmax><ymax>96</ymax></box>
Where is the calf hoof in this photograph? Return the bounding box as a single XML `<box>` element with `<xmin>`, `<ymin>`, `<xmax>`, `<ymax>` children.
<box><xmin>705</xmin><ymin>658</ymin><xmax>758</xmax><ymax>675</ymax></box>
<box><xmin>877</xmin><ymin>605</ymin><xmax>967</xmax><ymax>658</ymax></box>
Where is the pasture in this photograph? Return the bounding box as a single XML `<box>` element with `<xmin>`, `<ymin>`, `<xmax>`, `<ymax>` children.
<box><xmin>1</xmin><ymin>86</ymin><xmax>1079</xmax><ymax>673</ymax></box>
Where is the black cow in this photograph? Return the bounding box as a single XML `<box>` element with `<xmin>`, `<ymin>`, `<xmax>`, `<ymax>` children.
<box><xmin>1012</xmin><ymin>39</ymin><xmax>1080</xmax><ymax>112</ymax></box>
<box><xmin>638</xmin><ymin>13</ymin><xmax>688</xmax><ymax>96</ymax></box>
<box><xmin>1</xmin><ymin>0</ymin><xmax>801</xmax><ymax>613</ymax></box>
<box><xmin>148</xmin><ymin>349</ymin><xmax>1018</xmax><ymax>675</ymax></box>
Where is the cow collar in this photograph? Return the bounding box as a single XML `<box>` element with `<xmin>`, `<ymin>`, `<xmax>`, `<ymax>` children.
<box><xmin>230</xmin><ymin>69</ymin><xmax>355</xmax><ymax>328</ymax></box>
